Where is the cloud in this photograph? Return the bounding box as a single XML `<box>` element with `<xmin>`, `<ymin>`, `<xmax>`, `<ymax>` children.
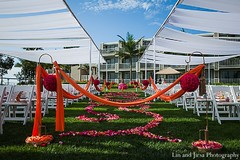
<box><xmin>83</xmin><ymin>0</ymin><xmax>143</xmax><ymax>12</ymax></box>
<box><xmin>149</xmin><ymin>21</ymin><xmax>162</xmax><ymax>26</ymax></box>
<box><xmin>82</xmin><ymin>0</ymin><xmax>173</xmax><ymax>18</ymax></box>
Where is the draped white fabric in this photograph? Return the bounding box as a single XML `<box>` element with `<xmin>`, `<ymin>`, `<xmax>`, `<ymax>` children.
<box><xmin>140</xmin><ymin>0</ymin><xmax>240</xmax><ymax>65</ymax></box>
<box><xmin>139</xmin><ymin>51</ymin><xmax>238</xmax><ymax>65</ymax></box>
<box><xmin>0</xmin><ymin>0</ymin><xmax>105</xmax><ymax>64</ymax></box>
<box><xmin>0</xmin><ymin>39</ymin><xmax>90</xmax><ymax>48</ymax></box>
<box><xmin>0</xmin><ymin>0</ymin><xmax>66</xmax><ymax>14</ymax></box>
<box><xmin>151</xmin><ymin>28</ymin><xmax>240</xmax><ymax>55</ymax></box>
<box><xmin>169</xmin><ymin>8</ymin><xmax>240</xmax><ymax>35</ymax></box>
<box><xmin>0</xmin><ymin>48</ymin><xmax>105</xmax><ymax>64</ymax></box>
<box><xmin>1</xmin><ymin>28</ymin><xmax>88</xmax><ymax>39</ymax></box>
<box><xmin>182</xmin><ymin>0</ymin><xmax>240</xmax><ymax>13</ymax></box>
<box><xmin>0</xmin><ymin>12</ymin><xmax>79</xmax><ymax>31</ymax></box>
<box><xmin>159</xmin><ymin>28</ymin><xmax>239</xmax><ymax>48</ymax></box>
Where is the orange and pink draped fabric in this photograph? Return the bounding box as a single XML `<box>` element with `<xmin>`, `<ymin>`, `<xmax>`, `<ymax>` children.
<box><xmin>32</xmin><ymin>61</ymin><xmax>204</xmax><ymax>136</ymax></box>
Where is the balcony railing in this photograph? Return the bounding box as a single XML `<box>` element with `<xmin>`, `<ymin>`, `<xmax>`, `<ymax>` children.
<box><xmin>119</xmin><ymin>63</ymin><xmax>130</xmax><ymax>70</ymax></box>
<box><xmin>100</xmin><ymin>64</ymin><xmax>115</xmax><ymax>71</ymax></box>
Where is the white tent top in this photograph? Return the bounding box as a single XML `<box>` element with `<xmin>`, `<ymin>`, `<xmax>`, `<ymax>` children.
<box><xmin>0</xmin><ymin>0</ymin><xmax>106</xmax><ymax>64</ymax></box>
<box><xmin>139</xmin><ymin>0</ymin><xmax>240</xmax><ymax>65</ymax></box>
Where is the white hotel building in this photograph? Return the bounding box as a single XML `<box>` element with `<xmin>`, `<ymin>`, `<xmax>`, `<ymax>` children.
<box><xmin>71</xmin><ymin>33</ymin><xmax>240</xmax><ymax>84</ymax></box>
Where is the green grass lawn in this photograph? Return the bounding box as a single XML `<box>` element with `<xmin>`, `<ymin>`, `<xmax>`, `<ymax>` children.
<box><xmin>0</xmin><ymin>91</ymin><xmax>240</xmax><ymax>160</ymax></box>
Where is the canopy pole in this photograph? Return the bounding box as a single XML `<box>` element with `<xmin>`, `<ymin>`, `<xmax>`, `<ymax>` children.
<box><xmin>155</xmin><ymin>0</ymin><xmax>182</xmax><ymax>36</ymax></box>
<box><xmin>153</xmin><ymin>38</ymin><xmax>156</xmax><ymax>101</ymax></box>
<box><xmin>145</xmin><ymin>56</ymin><xmax>147</xmax><ymax>80</ymax></box>
<box><xmin>98</xmin><ymin>50</ymin><xmax>100</xmax><ymax>78</ymax></box>
<box><xmin>208</xmin><ymin>63</ymin><xmax>211</xmax><ymax>85</ymax></box>
<box><xmin>89</xmin><ymin>40</ymin><xmax>92</xmax><ymax>77</ymax></box>
<box><xmin>62</xmin><ymin>0</ymin><xmax>99</xmax><ymax>55</ymax></box>
<box><xmin>106</xmin><ymin>63</ymin><xmax>108</xmax><ymax>82</ymax></box>
<box><xmin>145</xmin><ymin>56</ymin><xmax>147</xmax><ymax>97</ymax></box>
<box><xmin>137</xmin><ymin>0</ymin><xmax>182</xmax><ymax>68</ymax></box>
<box><xmin>153</xmin><ymin>37</ymin><xmax>156</xmax><ymax>83</ymax></box>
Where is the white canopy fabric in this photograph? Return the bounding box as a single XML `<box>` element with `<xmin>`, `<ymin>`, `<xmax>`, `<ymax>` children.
<box><xmin>0</xmin><ymin>48</ymin><xmax>101</xmax><ymax>65</ymax></box>
<box><xmin>140</xmin><ymin>52</ymin><xmax>238</xmax><ymax>65</ymax></box>
<box><xmin>0</xmin><ymin>0</ymin><xmax>106</xmax><ymax>64</ymax></box>
<box><xmin>139</xmin><ymin>0</ymin><xmax>240</xmax><ymax>65</ymax></box>
<box><xmin>169</xmin><ymin>8</ymin><xmax>240</xmax><ymax>35</ymax></box>
<box><xmin>0</xmin><ymin>39</ymin><xmax>90</xmax><ymax>48</ymax></box>
<box><xmin>182</xmin><ymin>0</ymin><xmax>240</xmax><ymax>13</ymax></box>
<box><xmin>0</xmin><ymin>0</ymin><xmax>66</xmax><ymax>14</ymax></box>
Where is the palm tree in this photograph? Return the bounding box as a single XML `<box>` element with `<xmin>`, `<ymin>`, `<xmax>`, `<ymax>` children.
<box><xmin>116</xmin><ymin>32</ymin><xmax>145</xmax><ymax>81</ymax></box>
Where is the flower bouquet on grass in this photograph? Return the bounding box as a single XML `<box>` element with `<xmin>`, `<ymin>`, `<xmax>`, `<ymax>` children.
<box><xmin>25</xmin><ymin>126</ymin><xmax>53</xmax><ymax>147</ymax></box>
<box><xmin>25</xmin><ymin>135</ymin><xmax>53</xmax><ymax>147</ymax></box>
<box><xmin>118</xmin><ymin>83</ymin><xmax>128</xmax><ymax>92</ymax></box>
<box><xmin>192</xmin><ymin>140</ymin><xmax>222</xmax><ymax>152</ymax></box>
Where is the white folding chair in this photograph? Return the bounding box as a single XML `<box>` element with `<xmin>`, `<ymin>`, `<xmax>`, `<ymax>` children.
<box><xmin>0</xmin><ymin>86</ymin><xmax>6</xmax><ymax>134</ymax></box>
<box><xmin>231</xmin><ymin>86</ymin><xmax>240</xmax><ymax>102</ymax></box>
<box><xmin>47</xmin><ymin>84</ymin><xmax>71</xmax><ymax>109</ymax></box>
<box><xmin>172</xmin><ymin>84</ymin><xmax>184</xmax><ymax>107</ymax></box>
<box><xmin>194</xmin><ymin>85</ymin><xmax>214</xmax><ymax>116</ymax></box>
<box><xmin>209</xmin><ymin>85</ymin><xmax>240</xmax><ymax>124</ymax></box>
<box><xmin>32</xmin><ymin>86</ymin><xmax>49</xmax><ymax>116</ymax></box>
<box><xmin>3</xmin><ymin>85</ymin><xmax>34</xmax><ymax>125</ymax></box>
<box><xmin>183</xmin><ymin>92</ymin><xmax>195</xmax><ymax>111</ymax></box>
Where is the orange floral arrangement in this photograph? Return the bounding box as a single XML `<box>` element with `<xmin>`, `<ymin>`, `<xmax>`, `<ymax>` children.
<box><xmin>25</xmin><ymin>135</ymin><xmax>53</xmax><ymax>147</ymax></box>
<box><xmin>192</xmin><ymin>140</ymin><xmax>222</xmax><ymax>152</ymax></box>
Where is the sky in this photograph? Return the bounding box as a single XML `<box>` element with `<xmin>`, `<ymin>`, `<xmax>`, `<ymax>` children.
<box><xmin>5</xmin><ymin>0</ymin><xmax>178</xmax><ymax>83</ymax></box>
<box><xmin>65</xmin><ymin>0</ymin><xmax>177</xmax><ymax>45</ymax></box>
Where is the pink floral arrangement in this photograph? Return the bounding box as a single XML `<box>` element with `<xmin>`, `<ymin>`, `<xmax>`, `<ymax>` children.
<box><xmin>130</xmin><ymin>81</ymin><xmax>138</xmax><ymax>85</ymax></box>
<box><xmin>59</xmin><ymin>92</ymin><xmax>181</xmax><ymax>143</ymax></box>
<box><xmin>93</xmin><ymin>79</ymin><xmax>100</xmax><ymax>85</ymax></box>
<box><xmin>105</xmin><ymin>81</ymin><xmax>110</xmax><ymax>86</ymax></box>
<box><xmin>118</xmin><ymin>83</ymin><xmax>128</xmax><ymax>90</ymax></box>
<box><xmin>192</xmin><ymin>140</ymin><xmax>222</xmax><ymax>152</ymax></box>
<box><xmin>76</xmin><ymin>104</ymin><xmax>120</xmax><ymax>122</ymax></box>
<box><xmin>142</xmin><ymin>80</ymin><xmax>149</xmax><ymax>86</ymax></box>
<box><xmin>43</xmin><ymin>74</ymin><xmax>57</xmax><ymax>91</ymax></box>
<box><xmin>180</xmin><ymin>73</ymin><xmax>199</xmax><ymax>92</ymax></box>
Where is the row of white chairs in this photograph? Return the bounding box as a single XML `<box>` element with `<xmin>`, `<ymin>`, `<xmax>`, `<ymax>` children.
<box><xmin>173</xmin><ymin>85</ymin><xmax>240</xmax><ymax>124</ymax></box>
<box><xmin>0</xmin><ymin>83</ymin><xmax>100</xmax><ymax>134</ymax></box>
<box><xmin>145</xmin><ymin>84</ymin><xmax>240</xmax><ymax>124</ymax></box>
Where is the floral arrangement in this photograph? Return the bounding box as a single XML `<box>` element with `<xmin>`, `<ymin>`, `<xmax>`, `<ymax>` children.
<box><xmin>192</xmin><ymin>140</ymin><xmax>222</xmax><ymax>152</ymax></box>
<box><xmin>93</xmin><ymin>79</ymin><xmax>100</xmax><ymax>85</ymax></box>
<box><xmin>76</xmin><ymin>104</ymin><xmax>120</xmax><ymax>122</ymax></box>
<box><xmin>118</xmin><ymin>83</ymin><xmax>128</xmax><ymax>90</ymax></box>
<box><xmin>43</xmin><ymin>74</ymin><xmax>57</xmax><ymax>91</ymax></box>
<box><xmin>59</xmin><ymin>92</ymin><xmax>181</xmax><ymax>143</ymax></box>
<box><xmin>142</xmin><ymin>80</ymin><xmax>149</xmax><ymax>86</ymax></box>
<box><xmin>180</xmin><ymin>73</ymin><xmax>199</xmax><ymax>92</ymax></box>
<box><xmin>105</xmin><ymin>81</ymin><xmax>110</xmax><ymax>86</ymax></box>
<box><xmin>130</xmin><ymin>81</ymin><xmax>139</xmax><ymax>88</ymax></box>
<box><xmin>130</xmin><ymin>81</ymin><xmax>138</xmax><ymax>85</ymax></box>
<box><xmin>25</xmin><ymin>135</ymin><xmax>53</xmax><ymax>147</ymax></box>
